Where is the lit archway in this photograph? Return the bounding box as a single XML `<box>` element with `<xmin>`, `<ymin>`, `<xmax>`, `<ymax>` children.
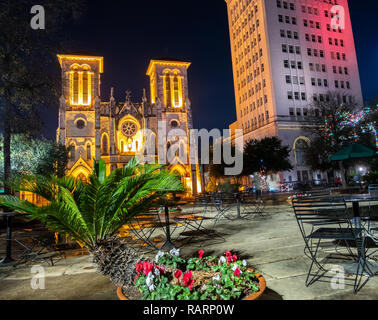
<box><xmin>293</xmin><ymin>136</ymin><xmax>311</xmax><ymax>166</ymax></box>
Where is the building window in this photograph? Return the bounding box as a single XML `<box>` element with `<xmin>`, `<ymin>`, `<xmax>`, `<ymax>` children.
<box><xmin>294</xmin><ymin>139</ymin><xmax>309</xmax><ymax>166</ymax></box>
<box><xmin>102</xmin><ymin>135</ymin><xmax>109</xmax><ymax>155</ymax></box>
<box><xmin>86</xmin><ymin>144</ymin><xmax>91</xmax><ymax>160</ymax></box>
<box><xmin>76</xmin><ymin>119</ymin><xmax>85</xmax><ymax>129</ymax></box>
<box><xmin>173</xmin><ymin>75</ymin><xmax>180</xmax><ymax>107</ymax></box>
<box><xmin>70</xmin><ymin>144</ymin><xmax>75</xmax><ymax>161</ymax></box>
<box><xmin>164</xmin><ymin>74</ymin><xmax>171</xmax><ymax>107</ymax></box>
<box><xmin>69</xmin><ymin>65</ymin><xmax>92</xmax><ymax>106</ymax></box>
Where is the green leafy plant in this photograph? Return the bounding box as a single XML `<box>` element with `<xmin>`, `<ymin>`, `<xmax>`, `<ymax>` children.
<box><xmin>134</xmin><ymin>249</ymin><xmax>261</xmax><ymax>300</ymax></box>
<box><xmin>0</xmin><ymin>157</ymin><xmax>183</xmax><ymax>286</ymax></box>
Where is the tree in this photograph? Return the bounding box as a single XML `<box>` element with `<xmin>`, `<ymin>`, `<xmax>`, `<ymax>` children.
<box><xmin>0</xmin><ymin>1</ymin><xmax>86</xmax><ymax>194</ymax></box>
<box><xmin>0</xmin><ymin>134</ymin><xmax>68</xmax><ymax>184</ymax></box>
<box><xmin>303</xmin><ymin>92</ymin><xmax>373</xmax><ymax>187</ymax></box>
<box><xmin>35</xmin><ymin>143</ymin><xmax>69</xmax><ymax>178</ymax></box>
<box><xmin>242</xmin><ymin>137</ymin><xmax>293</xmax><ymax>176</ymax></box>
<box><xmin>0</xmin><ymin>158</ymin><xmax>184</xmax><ymax>286</ymax></box>
<box><xmin>206</xmin><ymin>140</ymin><xmax>244</xmax><ymax>191</ymax></box>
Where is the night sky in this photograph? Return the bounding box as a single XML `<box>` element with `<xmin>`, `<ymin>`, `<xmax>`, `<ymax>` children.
<box><xmin>42</xmin><ymin>0</ymin><xmax>378</xmax><ymax>139</ymax></box>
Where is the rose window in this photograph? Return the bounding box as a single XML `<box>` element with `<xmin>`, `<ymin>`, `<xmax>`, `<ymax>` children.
<box><xmin>121</xmin><ymin>121</ymin><xmax>138</xmax><ymax>138</ymax></box>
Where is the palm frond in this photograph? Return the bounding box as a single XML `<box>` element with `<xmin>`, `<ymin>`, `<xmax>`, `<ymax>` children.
<box><xmin>0</xmin><ymin>157</ymin><xmax>184</xmax><ymax>250</ymax></box>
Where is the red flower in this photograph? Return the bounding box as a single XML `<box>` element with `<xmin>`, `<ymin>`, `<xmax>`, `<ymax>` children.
<box><xmin>233</xmin><ymin>268</ymin><xmax>241</xmax><ymax>278</ymax></box>
<box><xmin>198</xmin><ymin>249</ymin><xmax>204</xmax><ymax>259</ymax></box>
<box><xmin>182</xmin><ymin>271</ymin><xmax>194</xmax><ymax>291</ymax></box>
<box><xmin>142</xmin><ymin>261</ymin><xmax>154</xmax><ymax>276</ymax></box>
<box><xmin>226</xmin><ymin>255</ymin><xmax>232</xmax><ymax>266</ymax></box>
<box><xmin>225</xmin><ymin>250</ymin><xmax>232</xmax><ymax>257</ymax></box>
<box><xmin>232</xmin><ymin>255</ymin><xmax>238</xmax><ymax>262</ymax></box>
<box><xmin>174</xmin><ymin>270</ymin><xmax>183</xmax><ymax>281</ymax></box>
<box><xmin>136</xmin><ymin>263</ymin><xmax>143</xmax><ymax>277</ymax></box>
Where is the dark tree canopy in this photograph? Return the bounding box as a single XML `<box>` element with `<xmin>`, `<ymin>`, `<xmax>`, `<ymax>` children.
<box><xmin>0</xmin><ymin>1</ymin><xmax>86</xmax><ymax>193</ymax></box>
<box><xmin>0</xmin><ymin>134</ymin><xmax>68</xmax><ymax>182</ymax></box>
<box><xmin>242</xmin><ymin>137</ymin><xmax>293</xmax><ymax>175</ymax></box>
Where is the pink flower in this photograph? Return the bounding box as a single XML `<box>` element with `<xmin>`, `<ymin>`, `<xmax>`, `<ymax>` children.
<box><xmin>198</xmin><ymin>250</ymin><xmax>204</xmax><ymax>259</ymax></box>
<box><xmin>233</xmin><ymin>268</ymin><xmax>241</xmax><ymax>278</ymax></box>
<box><xmin>157</xmin><ymin>265</ymin><xmax>165</xmax><ymax>274</ymax></box>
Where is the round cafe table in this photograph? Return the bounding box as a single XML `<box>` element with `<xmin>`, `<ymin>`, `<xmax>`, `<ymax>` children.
<box><xmin>337</xmin><ymin>194</ymin><xmax>378</xmax><ymax>278</ymax></box>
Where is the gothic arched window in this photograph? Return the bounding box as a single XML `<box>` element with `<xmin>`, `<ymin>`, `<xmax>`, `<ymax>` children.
<box><xmin>164</xmin><ymin>74</ymin><xmax>171</xmax><ymax>107</ymax></box>
<box><xmin>70</xmin><ymin>65</ymin><xmax>92</xmax><ymax>106</ymax></box>
<box><xmin>70</xmin><ymin>144</ymin><xmax>76</xmax><ymax>161</ymax></box>
<box><xmin>295</xmin><ymin>139</ymin><xmax>309</xmax><ymax>166</ymax></box>
<box><xmin>102</xmin><ymin>135</ymin><xmax>109</xmax><ymax>155</ymax></box>
<box><xmin>86</xmin><ymin>144</ymin><xmax>91</xmax><ymax>160</ymax></box>
<box><xmin>173</xmin><ymin>75</ymin><xmax>180</xmax><ymax>107</ymax></box>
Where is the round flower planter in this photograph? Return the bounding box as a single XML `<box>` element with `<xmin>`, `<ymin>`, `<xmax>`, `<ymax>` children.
<box><xmin>116</xmin><ymin>269</ymin><xmax>266</xmax><ymax>301</ymax></box>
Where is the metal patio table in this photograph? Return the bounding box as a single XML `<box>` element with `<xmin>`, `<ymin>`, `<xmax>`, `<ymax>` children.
<box><xmin>338</xmin><ymin>194</ymin><xmax>378</xmax><ymax>280</ymax></box>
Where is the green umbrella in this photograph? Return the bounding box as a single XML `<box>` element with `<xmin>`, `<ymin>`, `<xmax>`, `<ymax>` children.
<box><xmin>329</xmin><ymin>143</ymin><xmax>378</xmax><ymax>161</ymax></box>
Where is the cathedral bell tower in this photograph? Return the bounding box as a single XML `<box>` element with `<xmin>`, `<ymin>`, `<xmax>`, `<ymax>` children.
<box><xmin>146</xmin><ymin>59</ymin><xmax>201</xmax><ymax>194</ymax></box>
<box><xmin>57</xmin><ymin>54</ymin><xmax>104</xmax><ymax>179</ymax></box>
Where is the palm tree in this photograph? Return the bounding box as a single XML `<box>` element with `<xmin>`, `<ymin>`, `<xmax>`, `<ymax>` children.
<box><xmin>0</xmin><ymin>157</ymin><xmax>184</xmax><ymax>286</ymax></box>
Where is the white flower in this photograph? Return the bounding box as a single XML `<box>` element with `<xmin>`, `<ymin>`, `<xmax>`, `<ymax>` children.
<box><xmin>232</xmin><ymin>264</ymin><xmax>238</xmax><ymax>271</ymax></box>
<box><xmin>155</xmin><ymin>250</ymin><xmax>165</xmax><ymax>263</ymax></box>
<box><xmin>218</xmin><ymin>256</ymin><xmax>226</xmax><ymax>265</ymax></box>
<box><xmin>212</xmin><ymin>275</ymin><xmax>220</xmax><ymax>282</ymax></box>
<box><xmin>148</xmin><ymin>284</ymin><xmax>156</xmax><ymax>292</ymax></box>
<box><xmin>242</xmin><ymin>260</ymin><xmax>247</xmax><ymax>267</ymax></box>
<box><xmin>146</xmin><ymin>272</ymin><xmax>155</xmax><ymax>287</ymax></box>
<box><xmin>154</xmin><ymin>268</ymin><xmax>160</xmax><ymax>277</ymax></box>
<box><xmin>169</xmin><ymin>248</ymin><xmax>180</xmax><ymax>256</ymax></box>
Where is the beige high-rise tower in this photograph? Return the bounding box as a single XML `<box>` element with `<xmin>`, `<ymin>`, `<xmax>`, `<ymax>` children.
<box><xmin>225</xmin><ymin>0</ymin><xmax>363</xmax><ymax>186</ymax></box>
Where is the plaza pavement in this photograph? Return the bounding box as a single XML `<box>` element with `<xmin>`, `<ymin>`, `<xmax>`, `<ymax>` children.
<box><xmin>0</xmin><ymin>203</ymin><xmax>377</xmax><ymax>300</ymax></box>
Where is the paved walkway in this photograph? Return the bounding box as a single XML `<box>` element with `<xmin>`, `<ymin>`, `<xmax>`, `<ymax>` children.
<box><xmin>0</xmin><ymin>203</ymin><xmax>377</xmax><ymax>300</ymax></box>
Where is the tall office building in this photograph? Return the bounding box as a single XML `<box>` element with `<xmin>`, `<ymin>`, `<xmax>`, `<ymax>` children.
<box><xmin>225</xmin><ymin>0</ymin><xmax>363</xmax><ymax>185</ymax></box>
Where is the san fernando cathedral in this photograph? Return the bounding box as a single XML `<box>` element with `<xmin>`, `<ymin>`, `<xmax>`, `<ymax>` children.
<box><xmin>56</xmin><ymin>55</ymin><xmax>202</xmax><ymax>194</ymax></box>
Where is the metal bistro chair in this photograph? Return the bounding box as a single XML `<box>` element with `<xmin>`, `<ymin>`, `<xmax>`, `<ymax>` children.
<box><xmin>174</xmin><ymin>195</ymin><xmax>213</xmax><ymax>240</ymax></box>
<box><xmin>362</xmin><ymin>185</ymin><xmax>378</xmax><ymax>232</ymax></box>
<box><xmin>239</xmin><ymin>192</ymin><xmax>265</xmax><ymax>218</ymax></box>
<box><xmin>292</xmin><ymin>196</ymin><xmax>367</xmax><ymax>293</ymax></box>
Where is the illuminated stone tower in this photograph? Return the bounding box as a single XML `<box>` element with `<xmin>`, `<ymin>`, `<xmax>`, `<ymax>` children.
<box><xmin>57</xmin><ymin>55</ymin><xmax>103</xmax><ymax>180</ymax></box>
<box><xmin>225</xmin><ymin>0</ymin><xmax>363</xmax><ymax>185</ymax></box>
<box><xmin>147</xmin><ymin>59</ymin><xmax>200</xmax><ymax>194</ymax></box>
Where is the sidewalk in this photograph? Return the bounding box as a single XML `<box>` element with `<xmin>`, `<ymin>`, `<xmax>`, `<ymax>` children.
<box><xmin>0</xmin><ymin>203</ymin><xmax>377</xmax><ymax>300</ymax></box>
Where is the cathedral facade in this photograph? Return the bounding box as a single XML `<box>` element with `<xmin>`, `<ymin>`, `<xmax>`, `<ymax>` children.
<box><xmin>56</xmin><ymin>55</ymin><xmax>202</xmax><ymax>194</ymax></box>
